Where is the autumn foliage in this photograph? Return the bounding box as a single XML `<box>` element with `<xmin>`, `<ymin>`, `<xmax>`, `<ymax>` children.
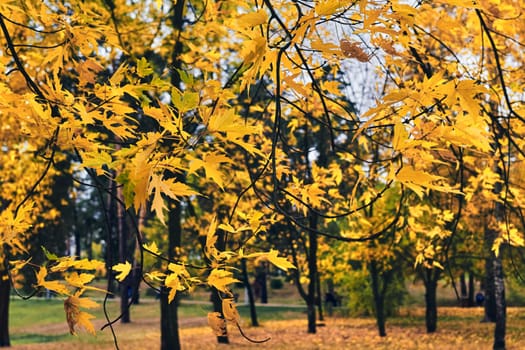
<box><xmin>0</xmin><ymin>0</ymin><xmax>524</xmax><ymax>349</ymax></box>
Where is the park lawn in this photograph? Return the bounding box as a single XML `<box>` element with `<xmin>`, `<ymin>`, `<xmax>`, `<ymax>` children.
<box><xmin>7</xmin><ymin>297</ymin><xmax>525</xmax><ymax>350</ymax></box>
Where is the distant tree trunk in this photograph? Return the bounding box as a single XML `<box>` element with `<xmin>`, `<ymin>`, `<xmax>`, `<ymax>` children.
<box><xmin>459</xmin><ymin>273</ymin><xmax>468</xmax><ymax>307</ymax></box>
<box><xmin>255</xmin><ymin>264</ymin><xmax>268</xmax><ymax>304</ymax></box>
<box><xmin>117</xmin><ymin>177</ymin><xmax>130</xmax><ymax>324</ymax></box>
<box><xmin>0</xmin><ymin>269</ymin><xmax>10</xmax><ymax>347</ymax></box>
<box><xmin>370</xmin><ymin>261</ymin><xmax>386</xmax><ymax>337</ymax></box>
<box><xmin>325</xmin><ymin>279</ymin><xmax>335</xmax><ymax>316</ymax></box>
<box><xmin>484</xmin><ymin>168</ymin><xmax>506</xmax><ymax>349</ymax></box>
<box><xmin>73</xmin><ymin>203</ymin><xmax>82</xmax><ymax>258</ymax></box>
<box><xmin>492</xmin><ymin>256</ymin><xmax>506</xmax><ymax>350</ymax></box>
<box><xmin>131</xmin><ymin>262</ymin><xmax>140</xmax><ymax>305</ymax></box>
<box><xmin>105</xmin><ymin>178</ymin><xmax>118</xmax><ymax>297</ymax></box>
<box><xmin>422</xmin><ymin>267</ymin><xmax>440</xmax><ymax>333</ymax></box>
<box><xmin>316</xmin><ymin>273</ymin><xmax>324</xmax><ymax>322</ymax></box>
<box><xmin>483</xmin><ymin>166</ymin><xmax>507</xmax><ymax>350</ymax></box>
<box><xmin>460</xmin><ymin>273</ymin><xmax>467</xmax><ymax>297</ymax></box>
<box><xmin>483</xmin><ymin>235</ymin><xmax>497</xmax><ymax>322</ymax></box>
<box><xmin>241</xmin><ymin>258</ymin><xmax>259</xmax><ymax>327</ymax></box>
<box><xmin>468</xmin><ymin>272</ymin><xmax>475</xmax><ymax>307</ymax></box>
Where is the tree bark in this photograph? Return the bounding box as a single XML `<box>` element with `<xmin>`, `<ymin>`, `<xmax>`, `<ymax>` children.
<box><xmin>483</xmin><ymin>238</ymin><xmax>497</xmax><ymax>322</ymax></box>
<box><xmin>492</xmin><ymin>256</ymin><xmax>506</xmax><ymax>350</ymax></box>
<box><xmin>483</xmin><ymin>158</ymin><xmax>507</xmax><ymax>350</ymax></box>
<box><xmin>316</xmin><ymin>273</ymin><xmax>324</xmax><ymax>322</ymax></box>
<box><xmin>254</xmin><ymin>264</ymin><xmax>268</xmax><ymax>304</ymax></box>
<box><xmin>0</xmin><ymin>269</ymin><xmax>10</xmax><ymax>347</ymax></box>
<box><xmin>160</xmin><ymin>201</ymin><xmax>182</xmax><ymax>350</ymax></box>
<box><xmin>117</xmin><ymin>175</ymin><xmax>130</xmax><ymax>324</ymax></box>
<box><xmin>468</xmin><ymin>272</ymin><xmax>475</xmax><ymax>307</ymax></box>
<box><xmin>370</xmin><ymin>261</ymin><xmax>386</xmax><ymax>337</ymax></box>
<box><xmin>306</xmin><ymin>213</ymin><xmax>318</xmax><ymax>334</ymax></box>
<box><xmin>241</xmin><ymin>258</ymin><xmax>259</xmax><ymax>327</ymax></box>
<box><xmin>160</xmin><ymin>0</ymin><xmax>186</xmax><ymax>348</ymax></box>
<box><xmin>210</xmin><ymin>288</ymin><xmax>229</xmax><ymax>344</ymax></box>
<box><xmin>423</xmin><ymin>268</ymin><xmax>439</xmax><ymax>333</ymax></box>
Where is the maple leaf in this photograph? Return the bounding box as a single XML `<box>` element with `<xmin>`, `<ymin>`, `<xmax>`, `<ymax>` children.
<box><xmin>165</xmin><ymin>263</ymin><xmax>190</xmax><ymax>303</ymax></box>
<box><xmin>204</xmin><ymin>218</ymin><xmax>219</xmax><ymax>260</ymax></box>
<box><xmin>393</xmin><ymin>166</ymin><xmax>447</xmax><ymax>199</ymax></box>
<box><xmin>148</xmin><ymin>173</ymin><xmax>198</xmax><ymax>224</ymax></box>
<box><xmin>145</xmin><ymin>271</ymin><xmax>166</xmax><ymax>282</ymax></box>
<box><xmin>207</xmin><ymin>312</ymin><xmax>227</xmax><ymax>336</ymax></box>
<box><xmin>143</xmin><ymin>241</ymin><xmax>161</xmax><ymax>255</ymax></box>
<box><xmin>35</xmin><ymin>267</ymin><xmax>70</xmax><ymax>296</ymax></box>
<box><xmin>265</xmin><ymin>249</ymin><xmax>296</xmax><ymax>272</ymax></box>
<box><xmin>65</xmin><ymin>272</ymin><xmax>95</xmax><ymax>288</ymax></box>
<box><xmin>207</xmin><ymin>269</ymin><xmax>239</xmax><ymax>293</ymax></box>
<box><xmin>112</xmin><ymin>261</ymin><xmax>132</xmax><ymax>282</ymax></box>
<box><xmin>222</xmin><ymin>298</ymin><xmax>240</xmax><ymax>323</ymax></box>
<box><xmin>64</xmin><ymin>294</ymin><xmax>98</xmax><ymax>335</ymax></box>
<box><xmin>238</xmin><ymin>10</ymin><xmax>268</xmax><ymax>28</ymax></box>
<box><xmin>136</xmin><ymin>57</ymin><xmax>154</xmax><ymax>77</ymax></box>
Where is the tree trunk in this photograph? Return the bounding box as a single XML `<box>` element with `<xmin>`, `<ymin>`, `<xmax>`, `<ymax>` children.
<box><xmin>316</xmin><ymin>273</ymin><xmax>324</xmax><ymax>322</ymax></box>
<box><xmin>254</xmin><ymin>265</ymin><xmax>268</xmax><ymax>304</ymax></box>
<box><xmin>160</xmin><ymin>201</ymin><xmax>182</xmax><ymax>350</ymax></box>
<box><xmin>492</xmin><ymin>256</ymin><xmax>506</xmax><ymax>350</ymax></box>
<box><xmin>460</xmin><ymin>273</ymin><xmax>467</xmax><ymax>296</ymax></box>
<box><xmin>370</xmin><ymin>261</ymin><xmax>386</xmax><ymax>337</ymax></box>
<box><xmin>459</xmin><ymin>273</ymin><xmax>468</xmax><ymax>307</ymax></box>
<box><xmin>468</xmin><ymin>272</ymin><xmax>475</xmax><ymax>307</ymax></box>
<box><xmin>160</xmin><ymin>284</ymin><xmax>180</xmax><ymax>350</ymax></box>
<box><xmin>241</xmin><ymin>258</ymin><xmax>259</xmax><ymax>327</ymax></box>
<box><xmin>210</xmin><ymin>288</ymin><xmax>229</xmax><ymax>344</ymax></box>
<box><xmin>423</xmin><ymin>268</ymin><xmax>439</xmax><ymax>333</ymax></box>
<box><xmin>0</xmin><ymin>269</ymin><xmax>10</xmax><ymax>347</ymax></box>
<box><xmin>483</xmin><ymin>241</ymin><xmax>497</xmax><ymax>322</ymax></box>
<box><xmin>160</xmin><ymin>0</ymin><xmax>186</xmax><ymax>348</ymax></box>
<box><xmin>306</xmin><ymin>213</ymin><xmax>318</xmax><ymax>334</ymax></box>
<box><xmin>117</xmin><ymin>178</ymin><xmax>130</xmax><ymax>324</ymax></box>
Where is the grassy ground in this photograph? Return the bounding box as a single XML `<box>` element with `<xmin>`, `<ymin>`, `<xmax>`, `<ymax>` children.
<box><xmin>7</xmin><ymin>281</ymin><xmax>525</xmax><ymax>349</ymax></box>
<box><xmin>7</xmin><ymin>296</ymin><xmax>525</xmax><ymax>350</ymax></box>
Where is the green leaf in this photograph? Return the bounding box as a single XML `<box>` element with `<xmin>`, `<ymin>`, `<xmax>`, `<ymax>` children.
<box><xmin>42</xmin><ymin>246</ymin><xmax>59</xmax><ymax>260</ymax></box>
<box><xmin>136</xmin><ymin>57</ymin><xmax>154</xmax><ymax>77</ymax></box>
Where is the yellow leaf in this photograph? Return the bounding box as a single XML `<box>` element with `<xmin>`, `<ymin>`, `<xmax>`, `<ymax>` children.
<box><xmin>165</xmin><ymin>273</ymin><xmax>181</xmax><ymax>303</ymax></box>
<box><xmin>145</xmin><ymin>271</ymin><xmax>166</xmax><ymax>282</ymax></box>
<box><xmin>205</xmin><ymin>217</ymin><xmax>219</xmax><ymax>260</ymax></box>
<box><xmin>432</xmin><ymin>261</ymin><xmax>444</xmax><ymax>270</ymax></box>
<box><xmin>165</xmin><ymin>263</ymin><xmax>190</xmax><ymax>303</ymax></box>
<box><xmin>265</xmin><ymin>249</ymin><xmax>296</xmax><ymax>272</ymax></box>
<box><xmin>112</xmin><ymin>261</ymin><xmax>132</xmax><ymax>282</ymax></box>
<box><xmin>315</xmin><ymin>0</ymin><xmax>349</xmax><ymax>16</ymax></box>
<box><xmin>207</xmin><ymin>269</ymin><xmax>239</xmax><ymax>293</ymax></box>
<box><xmin>35</xmin><ymin>267</ymin><xmax>70</xmax><ymax>295</ymax></box>
<box><xmin>64</xmin><ymin>295</ymin><xmax>98</xmax><ymax>335</ymax></box>
<box><xmin>222</xmin><ymin>298</ymin><xmax>240</xmax><ymax>323</ymax></box>
<box><xmin>65</xmin><ymin>272</ymin><xmax>95</xmax><ymax>288</ymax></box>
<box><xmin>238</xmin><ymin>10</ymin><xmax>268</xmax><ymax>27</ymax></box>
<box><xmin>143</xmin><ymin>241</ymin><xmax>161</xmax><ymax>255</ymax></box>
<box><xmin>394</xmin><ymin>166</ymin><xmax>444</xmax><ymax>198</ymax></box>
<box><xmin>392</xmin><ymin>122</ymin><xmax>409</xmax><ymax>151</ymax></box>
<box><xmin>207</xmin><ymin>312</ymin><xmax>227</xmax><ymax>336</ymax></box>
